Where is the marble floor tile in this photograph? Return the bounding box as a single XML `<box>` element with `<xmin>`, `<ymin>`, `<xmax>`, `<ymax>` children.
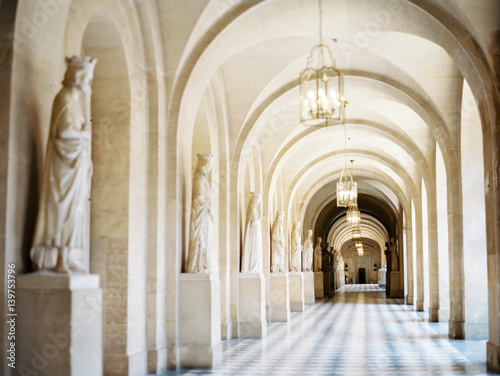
<box><xmin>158</xmin><ymin>285</ymin><xmax>487</xmax><ymax>376</ymax></box>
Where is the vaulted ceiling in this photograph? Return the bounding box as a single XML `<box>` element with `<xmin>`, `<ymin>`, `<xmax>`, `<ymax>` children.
<box><xmin>175</xmin><ymin>0</ymin><xmax>498</xmax><ymax>248</ymax></box>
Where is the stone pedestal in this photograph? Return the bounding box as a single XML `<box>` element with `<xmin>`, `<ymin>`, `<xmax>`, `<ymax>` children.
<box><xmin>179</xmin><ymin>273</ymin><xmax>222</xmax><ymax>369</ymax></box>
<box><xmin>406</xmin><ymin>294</ymin><xmax>414</xmax><ymax>305</ymax></box>
<box><xmin>314</xmin><ymin>272</ymin><xmax>324</xmax><ymax>299</ymax></box>
<box><xmin>269</xmin><ymin>273</ymin><xmax>290</xmax><ymax>322</ymax></box>
<box><xmin>429</xmin><ymin>308</ymin><xmax>439</xmax><ymax>322</ymax></box>
<box><xmin>288</xmin><ymin>272</ymin><xmax>304</xmax><ymax>312</ymax></box>
<box><xmin>323</xmin><ymin>271</ymin><xmax>331</xmax><ymax>298</ymax></box>
<box><xmin>449</xmin><ymin>319</ymin><xmax>465</xmax><ymax>339</ymax></box>
<box><xmin>17</xmin><ymin>272</ymin><xmax>102</xmax><ymax>376</ymax></box>
<box><xmin>389</xmin><ymin>271</ymin><xmax>402</xmax><ymax>298</ymax></box>
<box><xmin>238</xmin><ymin>273</ymin><xmax>266</xmax><ymax>338</ymax></box>
<box><xmin>303</xmin><ymin>272</ymin><xmax>315</xmax><ymax>305</ymax></box>
<box><xmin>487</xmin><ymin>341</ymin><xmax>500</xmax><ymax>373</ymax></box>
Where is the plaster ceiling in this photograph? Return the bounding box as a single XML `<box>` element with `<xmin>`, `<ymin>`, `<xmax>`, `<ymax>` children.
<box><xmin>179</xmin><ymin>0</ymin><xmax>495</xmax><ymax>249</ymax></box>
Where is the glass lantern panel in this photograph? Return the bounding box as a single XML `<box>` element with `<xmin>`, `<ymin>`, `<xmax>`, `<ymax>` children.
<box><xmin>337</xmin><ymin>180</ymin><xmax>350</xmax><ymax>207</ymax></box>
<box><xmin>300</xmin><ymin>68</ymin><xmax>317</xmax><ymax>122</ymax></box>
<box><xmin>348</xmin><ymin>181</ymin><xmax>358</xmax><ymax>206</ymax></box>
<box><xmin>318</xmin><ymin>66</ymin><xmax>341</xmax><ymax>121</ymax></box>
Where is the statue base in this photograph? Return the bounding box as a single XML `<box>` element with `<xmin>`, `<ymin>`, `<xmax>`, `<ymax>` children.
<box><xmin>288</xmin><ymin>272</ymin><xmax>304</xmax><ymax>312</ymax></box>
<box><xmin>323</xmin><ymin>271</ymin><xmax>332</xmax><ymax>297</ymax></box>
<box><xmin>449</xmin><ymin>319</ymin><xmax>465</xmax><ymax>339</ymax></box>
<box><xmin>17</xmin><ymin>272</ymin><xmax>102</xmax><ymax>376</ymax></box>
<box><xmin>314</xmin><ymin>272</ymin><xmax>324</xmax><ymax>298</ymax></box>
<box><xmin>429</xmin><ymin>307</ymin><xmax>439</xmax><ymax>322</ymax></box>
<box><xmin>389</xmin><ymin>271</ymin><xmax>402</xmax><ymax>298</ymax></box>
<box><xmin>238</xmin><ymin>273</ymin><xmax>267</xmax><ymax>338</ymax></box>
<box><xmin>303</xmin><ymin>271</ymin><xmax>315</xmax><ymax>305</ymax></box>
<box><xmin>179</xmin><ymin>273</ymin><xmax>222</xmax><ymax>369</ymax></box>
<box><xmin>269</xmin><ymin>273</ymin><xmax>290</xmax><ymax>321</ymax></box>
<box><xmin>487</xmin><ymin>341</ymin><xmax>500</xmax><ymax>373</ymax></box>
<box><xmin>406</xmin><ymin>293</ymin><xmax>414</xmax><ymax>305</ymax></box>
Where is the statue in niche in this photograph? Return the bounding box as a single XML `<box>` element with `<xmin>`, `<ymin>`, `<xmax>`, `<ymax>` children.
<box><xmin>241</xmin><ymin>192</ymin><xmax>263</xmax><ymax>273</ymax></box>
<box><xmin>30</xmin><ymin>56</ymin><xmax>97</xmax><ymax>273</ymax></box>
<box><xmin>185</xmin><ymin>153</ymin><xmax>214</xmax><ymax>273</ymax></box>
<box><xmin>302</xmin><ymin>229</ymin><xmax>313</xmax><ymax>272</ymax></box>
<box><xmin>290</xmin><ymin>222</ymin><xmax>302</xmax><ymax>272</ymax></box>
<box><xmin>389</xmin><ymin>237</ymin><xmax>400</xmax><ymax>271</ymax></box>
<box><xmin>271</xmin><ymin>211</ymin><xmax>285</xmax><ymax>273</ymax></box>
<box><xmin>313</xmin><ymin>237</ymin><xmax>322</xmax><ymax>272</ymax></box>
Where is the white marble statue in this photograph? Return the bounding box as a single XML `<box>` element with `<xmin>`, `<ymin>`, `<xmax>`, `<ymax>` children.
<box><xmin>290</xmin><ymin>222</ymin><xmax>302</xmax><ymax>272</ymax></box>
<box><xmin>30</xmin><ymin>56</ymin><xmax>97</xmax><ymax>273</ymax></box>
<box><xmin>302</xmin><ymin>229</ymin><xmax>313</xmax><ymax>272</ymax></box>
<box><xmin>185</xmin><ymin>153</ymin><xmax>214</xmax><ymax>273</ymax></box>
<box><xmin>241</xmin><ymin>192</ymin><xmax>263</xmax><ymax>273</ymax></box>
<box><xmin>313</xmin><ymin>237</ymin><xmax>322</xmax><ymax>272</ymax></box>
<box><xmin>271</xmin><ymin>211</ymin><xmax>285</xmax><ymax>273</ymax></box>
<box><xmin>378</xmin><ymin>265</ymin><xmax>387</xmax><ymax>287</ymax></box>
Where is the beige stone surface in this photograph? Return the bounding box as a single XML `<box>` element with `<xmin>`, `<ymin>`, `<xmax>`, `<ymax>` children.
<box><xmin>17</xmin><ymin>273</ymin><xmax>102</xmax><ymax>376</ymax></box>
<box><xmin>1</xmin><ymin>0</ymin><xmax>499</xmax><ymax>372</ymax></box>
<box><xmin>238</xmin><ymin>273</ymin><xmax>266</xmax><ymax>338</ymax></box>
<box><xmin>289</xmin><ymin>272</ymin><xmax>305</xmax><ymax>312</ymax></box>
<box><xmin>179</xmin><ymin>273</ymin><xmax>221</xmax><ymax>369</ymax></box>
<box><xmin>269</xmin><ymin>272</ymin><xmax>290</xmax><ymax>322</ymax></box>
<box><xmin>314</xmin><ymin>271</ymin><xmax>324</xmax><ymax>299</ymax></box>
<box><xmin>303</xmin><ymin>271</ymin><xmax>315</xmax><ymax>305</ymax></box>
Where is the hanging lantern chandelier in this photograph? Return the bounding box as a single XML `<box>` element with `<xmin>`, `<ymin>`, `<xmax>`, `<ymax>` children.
<box><xmin>337</xmin><ymin>160</ymin><xmax>357</xmax><ymax>207</ymax></box>
<box><xmin>355</xmin><ymin>237</ymin><xmax>363</xmax><ymax>255</ymax></box>
<box><xmin>299</xmin><ymin>0</ymin><xmax>346</xmax><ymax>126</ymax></box>
<box><xmin>346</xmin><ymin>204</ymin><xmax>361</xmax><ymax>226</ymax></box>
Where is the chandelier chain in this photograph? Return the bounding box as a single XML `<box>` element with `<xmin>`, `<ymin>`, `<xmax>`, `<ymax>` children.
<box><xmin>319</xmin><ymin>0</ymin><xmax>323</xmax><ymax>44</ymax></box>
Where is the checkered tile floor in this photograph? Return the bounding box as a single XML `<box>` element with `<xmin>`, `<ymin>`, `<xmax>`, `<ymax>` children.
<box><xmin>160</xmin><ymin>284</ymin><xmax>487</xmax><ymax>375</ymax></box>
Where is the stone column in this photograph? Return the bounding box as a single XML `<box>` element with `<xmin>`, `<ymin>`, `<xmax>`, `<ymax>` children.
<box><xmin>406</xmin><ymin>222</ymin><xmax>414</xmax><ymax>305</ymax></box>
<box><xmin>384</xmin><ymin>244</ymin><xmax>392</xmax><ymax>296</ymax></box>
<box><xmin>288</xmin><ymin>272</ymin><xmax>304</xmax><ymax>311</ymax></box>
<box><xmin>238</xmin><ymin>273</ymin><xmax>266</xmax><ymax>338</ymax></box>
<box><xmin>414</xmin><ymin>200</ymin><xmax>425</xmax><ymax>312</ymax></box>
<box><xmin>18</xmin><ymin>273</ymin><xmax>102</xmax><ymax>376</ymax></box>
<box><xmin>179</xmin><ymin>274</ymin><xmax>222</xmax><ymax>368</ymax></box>
<box><xmin>447</xmin><ymin>175</ymin><xmax>465</xmax><ymax>339</ymax></box>
<box><xmin>269</xmin><ymin>272</ymin><xmax>290</xmax><ymax>321</ymax></box>
<box><xmin>427</xmin><ymin>184</ymin><xmax>440</xmax><ymax>322</ymax></box>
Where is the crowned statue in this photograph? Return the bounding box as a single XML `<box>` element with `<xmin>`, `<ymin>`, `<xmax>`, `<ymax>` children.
<box><xmin>30</xmin><ymin>56</ymin><xmax>97</xmax><ymax>273</ymax></box>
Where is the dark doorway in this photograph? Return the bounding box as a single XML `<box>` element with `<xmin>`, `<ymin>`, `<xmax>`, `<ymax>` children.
<box><xmin>359</xmin><ymin>268</ymin><xmax>366</xmax><ymax>284</ymax></box>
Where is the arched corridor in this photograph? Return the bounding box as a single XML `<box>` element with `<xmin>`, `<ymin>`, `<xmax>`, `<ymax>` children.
<box><xmin>163</xmin><ymin>285</ymin><xmax>487</xmax><ymax>376</ymax></box>
<box><xmin>0</xmin><ymin>0</ymin><xmax>499</xmax><ymax>375</ymax></box>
